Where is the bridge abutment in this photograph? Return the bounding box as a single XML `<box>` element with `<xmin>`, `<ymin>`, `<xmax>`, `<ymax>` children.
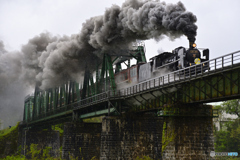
<box><xmin>62</xmin><ymin>122</ymin><xmax>102</xmax><ymax>160</ymax></box>
<box><xmin>100</xmin><ymin>115</ymin><xmax>163</xmax><ymax>160</ymax></box>
<box><xmin>18</xmin><ymin>105</ymin><xmax>215</xmax><ymax>159</ymax></box>
<box><xmin>20</xmin><ymin>128</ymin><xmax>60</xmax><ymax>157</ymax></box>
<box><xmin>162</xmin><ymin>104</ymin><xmax>214</xmax><ymax>160</ymax></box>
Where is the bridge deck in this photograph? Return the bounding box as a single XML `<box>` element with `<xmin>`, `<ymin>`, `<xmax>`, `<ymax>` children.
<box><xmin>22</xmin><ymin>50</ymin><xmax>240</xmax><ymax>126</ymax></box>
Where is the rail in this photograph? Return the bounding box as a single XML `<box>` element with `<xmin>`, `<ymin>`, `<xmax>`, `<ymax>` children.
<box><xmin>26</xmin><ymin>50</ymin><xmax>240</xmax><ymax>122</ymax></box>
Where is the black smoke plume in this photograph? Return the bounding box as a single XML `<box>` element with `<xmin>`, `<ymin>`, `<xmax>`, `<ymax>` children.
<box><xmin>36</xmin><ymin>0</ymin><xmax>197</xmax><ymax>89</ymax></box>
<box><xmin>0</xmin><ymin>0</ymin><xmax>197</xmax><ymax>127</ymax></box>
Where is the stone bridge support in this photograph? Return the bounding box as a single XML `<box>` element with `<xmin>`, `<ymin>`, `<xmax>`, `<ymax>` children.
<box><xmin>20</xmin><ymin>128</ymin><xmax>60</xmax><ymax>157</ymax></box>
<box><xmin>62</xmin><ymin>122</ymin><xmax>102</xmax><ymax>160</ymax></box>
<box><xmin>162</xmin><ymin>104</ymin><xmax>214</xmax><ymax>160</ymax></box>
<box><xmin>19</xmin><ymin>104</ymin><xmax>214</xmax><ymax>160</ymax></box>
<box><xmin>100</xmin><ymin>115</ymin><xmax>163</xmax><ymax>160</ymax></box>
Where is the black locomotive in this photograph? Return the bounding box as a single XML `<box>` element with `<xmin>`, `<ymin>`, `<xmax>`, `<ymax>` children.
<box><xmin>114</xmin><ymin>42</ymin><xmax>209</xmax><ymax>85</ymax></box>
<box><xmin>150</xmin><ymin>42</ymin><xmax>209</xmax><ymax>72</ymax></box>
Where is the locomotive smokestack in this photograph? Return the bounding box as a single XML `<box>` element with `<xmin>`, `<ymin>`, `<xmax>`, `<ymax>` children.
<box><xmin>189</xmin><ymin>41</ymin><xmax>194</xmax><ymax>49</ymax></box>
<box><xmin>189</xmin><ymin>37</ymin><xmax>196</xmax><ymax>49</ymax></box>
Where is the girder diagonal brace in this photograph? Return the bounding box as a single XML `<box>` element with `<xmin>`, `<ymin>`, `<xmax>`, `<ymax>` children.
<box><xmin>177</xmin><ymin>83</ymin><xmax>195</xmax><ymax>102</ymax></box>
<box><xmin>133</xmin><ymin>96</ymin><xmax>146</xmax><ymax>106</ymax></box>
<box><xmin>133</xmin><ymin>95</ymin><xmax>152</xmax><ymax>109</ymax></box>
<box><xmin>189</xmin><ymin>80</ymin><xmax>211</xmax><ymax>99</ymax></box>
<box><xmin>221</xmin><ymin>72</ymin><xmax>238</xmax><ymax>87</ymax></box>
<box><xmin>140</xmin><ymin>94</ymin><xmax>153</xmax><ymax>108</ymax></box>
<box><xmin>108</xmin><ymin>100</ymin><xmax>121</xmax><ymax>115</ymax></box>
<box><xmin>158</xmin><ymin>89</ymin><xmax>178</xmax><ymax>103</ymax></box>
<box><xmin>204</xmin><ymin>76</ymin><xmax>224</xmax><ymax>97</ymax></box>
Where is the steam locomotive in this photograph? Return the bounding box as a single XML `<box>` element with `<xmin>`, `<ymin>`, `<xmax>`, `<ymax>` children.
<box><xmin>114</xmin><ymin>42</ymin><xmax>209</xmax><ymax>85</ymax></box>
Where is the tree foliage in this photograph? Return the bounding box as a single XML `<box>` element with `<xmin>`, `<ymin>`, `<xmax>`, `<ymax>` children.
<box><xmin>214</xmin><ymin>99</ymin><xmax>240</xmax><ymax>154</ymax></box>
<box><xmin>222</xmin><ymin>99</ymin><xmax>240</xmax><ymax>117</ymax></box>
<box><xmin>215</xmin><ymin>118</ymin><xmax>240</xmax><ymax>153</ymax></box>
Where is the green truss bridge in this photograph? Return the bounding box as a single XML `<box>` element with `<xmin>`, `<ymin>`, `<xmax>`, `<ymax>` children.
<box><xmin>21</xmin><ymin>47</ymin><xmax>240</xmax><ymax>127</ymax></box>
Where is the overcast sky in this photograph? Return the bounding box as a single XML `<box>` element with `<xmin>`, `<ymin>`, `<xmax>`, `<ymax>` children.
<box><xmin>1</xmin><ymin>0</ymin><xmax>240</xmax><ymax>60</ymax></box>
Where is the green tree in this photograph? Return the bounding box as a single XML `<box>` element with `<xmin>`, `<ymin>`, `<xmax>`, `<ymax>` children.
<box><xmin>221</xmin><ymin>99</ymin><xmax>240</xmax><ymax>117</ymax></box>
<box><xmin>214</xmin><ymin>99</ymin><xmax>240</xmax><ymax>153</ymax></box>
<box><xmin>215</xmin><ymin>119</ymin><xmax>240</xmax><ymax>152</ymax></box>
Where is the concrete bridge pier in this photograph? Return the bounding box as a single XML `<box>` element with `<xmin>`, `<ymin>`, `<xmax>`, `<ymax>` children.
<box><xmin>20</xmin><ymin>127</ymin><xmax>60</xmax><ymax>157</ymax></box>
<box><xmin>100</xmin><ymin>115</ymin><xmax>163</xmax><ymax>160</ymax></box>
<box><xmin>62</xmin><ymin>122</ymin><xmax>102</xmax><ymax>160</ymax></box>
<box><xmin>162</xmin><ymin>104</ymin><xmax>214</xmax><ymax>160</ymax></box>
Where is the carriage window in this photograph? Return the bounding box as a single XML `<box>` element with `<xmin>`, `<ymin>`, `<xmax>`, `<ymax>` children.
<box><xmin>155</xmin><ymin>57</ymin><xmax>162</xmax><ymax>67</ymax></box>
<box><xmin>124</xmin><ymin>72</ymin><xmax>128</xmax><ymax>80</ymax></box>
<box><xmin>130</xmin><ymin>67</ymin><xmax>137</xmax><ymax>77</ymax></box>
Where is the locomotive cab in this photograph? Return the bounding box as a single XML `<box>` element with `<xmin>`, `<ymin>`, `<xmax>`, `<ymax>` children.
<box><xmin>150</xmin><ymin>52</ymin><xmax>177</xmax><ymax>73</ymax></box>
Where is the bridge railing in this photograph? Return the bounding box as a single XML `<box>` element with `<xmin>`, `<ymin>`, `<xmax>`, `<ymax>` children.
<box><xmin>25</xmin><ymin>50</ymin><xmax>240</xmax><ymax>123</ymax></box>
<box><xmin>118</xmin><ymin>50</ymin><xmax>240</xmax><ymax>96</ymax></box>
<box><xmin>78</xmin><ymin>92</ymin><xmax>109</xmax><ymax>107</ymax></box>
<box><xmin>25</xmin><ymin>92</ymin><xmax>112</xmax><ymax>122</ymax></box>
<box><xmin>28</xmin><ymin>103</ymin><xmax>75</xmax><ymax>122</ymax></box>
<box><xmin>209</xmin><ymin>50</ymin><xmax>240</xmax><ymax>70</ymax></box>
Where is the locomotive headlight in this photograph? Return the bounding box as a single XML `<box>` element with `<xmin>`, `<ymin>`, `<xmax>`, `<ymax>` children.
<box><xmin>192</xmin><ymin>43</ymin><xmax>197</xmax><ymax>48</ymax></box>
<box><xmin>194</xmin><ymin>58</ymin><xmax>201</xmax><ymax>64</ymax></box>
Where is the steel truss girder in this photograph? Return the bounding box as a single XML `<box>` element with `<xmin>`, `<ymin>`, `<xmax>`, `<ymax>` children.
<box><xmin>23</xmin><ymin>57</ymin><xmax>240</xmax><ymax>125</ymax></box>
<box><xmin>124</xmin><ymin>68</ymin><xmax>240</xmax><ymax>112</ymax></box>
<box><xmin>125</xmin><ymin>88</ymin><xmax>180</xmax><ymax>112</ymax></box>
<box><xmin>180</xmin><ymin>69</ymin><xmax>240</xmax><ymax>103</ymax></box>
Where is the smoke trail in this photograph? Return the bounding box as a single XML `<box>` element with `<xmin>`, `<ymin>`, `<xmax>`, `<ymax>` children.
<box><xmin>0</xmin><ymin>41</ymin><xmax>7</xmax><ymax>54</ymax></box>
<box><xmin>34</xmin><ymin>0</ymin><xmax>197</xmax><ymax>89</ymax></box>
<box><xmin>0</xmin><ymin>0</ymin><xmax>198</xmax><ymax>89</ymax></box>
<box><xmin>0</xmin><ymin>42</ymin><xmax>29</xmax><ymax>128</ymax></box>
<box><xmin>0</xmin><ymin>0</ymin><xmax>198</xmax><ymax>127</ymax></box>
